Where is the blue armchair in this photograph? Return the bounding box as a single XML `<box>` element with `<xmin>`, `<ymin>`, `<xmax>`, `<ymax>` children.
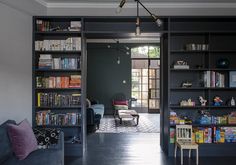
<box><xmin>91</xmin><ymin>104</ymin><xmax>104</xmax><ymax>118</ymax></box>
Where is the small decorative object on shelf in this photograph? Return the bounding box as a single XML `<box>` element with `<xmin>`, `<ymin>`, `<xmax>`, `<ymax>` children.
<box><xmin>185</xmin><ymin>43</ymin><xmax>209</xmax><ymax>51</ymax></box>
<box><xmin>231</xmin><ymin>97</ymin><xmax>236</xmax><ymax>106</ymax></box>
<box><xmin>180</xmin><ymin>98</ymin><xmax>195</xmax><ymax>107</ymax></box>
<box><xmin>228</xmin><ymin>112</ymin><xmax>236</xmax><ymax>124</ymax></box>
<box><xmin>216</xmin><ymin>58</ymin><xmax>230</xmax><ymax>69</ymax></box>
<box><xmin>181</xmin><ymin>81</ymin><xmax>192</xmax><ymax>88</ymax></box>
<box><xmin>199</xmin><ymin>96</ymin><xmax>207</xmax><ymax>106</ymax></box>
<box><xmin>173</xmin><ymin>60</ymin><xmax>189</xmax><ymax>69</ymax></box>
<box><xmin>213</xmin><ymin>96</ymin><xmax>223</xmax><ymax>106</ymax></box>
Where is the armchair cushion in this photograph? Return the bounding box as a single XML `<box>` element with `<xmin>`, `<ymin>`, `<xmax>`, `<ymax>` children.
<box><xmin>91</xmin><ymin>104</ymin><xmax>104</xmax><ymax>118</ymax></box>
<box><xmin>113</xmin><ymin>100</ymin><xmax>128</xmax><ymax>106</ymax></box>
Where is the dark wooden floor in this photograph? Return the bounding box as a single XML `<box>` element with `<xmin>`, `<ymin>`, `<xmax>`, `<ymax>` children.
<box><xmin>65</xmin><ymin>133</ymin><xmax>236</xmax><ymax>165</ymax></box>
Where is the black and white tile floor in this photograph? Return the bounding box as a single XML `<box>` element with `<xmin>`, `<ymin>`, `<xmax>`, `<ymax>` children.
<box><xmin>96</xmin><ymin>113</ymin><xmax>160</xmax><ymax>133</ymax></box>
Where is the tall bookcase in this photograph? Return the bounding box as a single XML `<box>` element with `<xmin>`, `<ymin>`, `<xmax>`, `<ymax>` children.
<box><xmin>32</xmin><ymin>16</ymin><xmax>86</xmax><ymax>156</ymax></box>
<box><xmin>166</xmin><ymin>17</ymin><xmax>236</xmax><ymax>156</ymax></box>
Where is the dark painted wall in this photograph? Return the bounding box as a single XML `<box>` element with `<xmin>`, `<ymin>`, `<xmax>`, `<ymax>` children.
<box><xmin>87</xmin><ymin>43</ymin><xmax>131</xmax><ymax>115</ymax></box>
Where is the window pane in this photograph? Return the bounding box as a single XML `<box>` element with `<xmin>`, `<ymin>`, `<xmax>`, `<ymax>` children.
<box><xmin>149</xmin><ymin>60</ymin><xmax>160</xmax><ymax>69</ymax></box>
<box><xmin>149</xmin><ymin>99</ymin><xmax>160</xmax><ymax>109</ymax></box>
<box><xmin>142</xmin><ymin>69</ymin><xmax>148</xmax><ymax>76</ymax></box>
<box><xmin>142</xmin><ymin>85</ymin><xmax>149</xmax><ymax>92</ymax></box>
<box><xmin>132</xmin><ymin>60</ymin><xmax>148</xmax><ymax>69</ymax></box>
<box><xmin>131</xmin><ymin>46</ymin><xmax>149</xmax><ymax>58</ymax></box>
<box><xmin>150</xmin><ymin>90</ymin><xmax>160</xmax><ymax>99</ymax></box>
<box><xmin>149</xmin><ymin>79</ymin><xmax>160</xmax><ymax>88</ymax></box>
<box><xmin>148</xmin><ymin>46</ymin><xmax>160</xmax><ymax>58</ymax></box>
<box><xmin>142</xmin><ymin>76</ymin><xmax>148</xmax><ymax>84</ymax></box>
<box><xmin>132</xmin><ymin>91</ymin><xmax>141</xmax><ymax>100</ymax></box>
<box><xmin>142</xmin><ymin>92</ymin><xmax>148</xmax><ymax>100</ymax></box>
<box><xmin>142</xmin><ymin>100</ymin><xmax>148</xmax><ymax>107</ymax></box>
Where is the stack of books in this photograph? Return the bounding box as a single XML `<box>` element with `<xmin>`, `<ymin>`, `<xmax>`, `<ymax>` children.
<box><xmin>52</xmin><ymin>58</ymin><xmax>80</xmax><ymax>70</ymax></box>
<box><xmin>69</xmin><ymin>21</ymin><xmax>81</xmax><ymax>31</ymax></box>
<box><xmin>35</xmin><ymin>38</ymin><xmax>81</xmax><ymax>51</ymax></box>
<box><xmin>36</xmin><ymin>75</ymin><xmax>81</xmax><ymax>88</ymax></box>
<box><xmin>38</xmin><ymin>54</ymin><xmax>52</xmax><ymax>69</ymax></box>
<box><xmin>203</xmin><ymin>71</ymin><xmax>225</xmax><ymax>87</ymax></box>
<box><xmin>69</xmin><ymin>75</ymin><xmax>81</xmax><ymax>88</ymax></box>
<box><xmin>36</xmin><ymin>20</ymin><xmax>50</xmax><ymax>32</ymax></box>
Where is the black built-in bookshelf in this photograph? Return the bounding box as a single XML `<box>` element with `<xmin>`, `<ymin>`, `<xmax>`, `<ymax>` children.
<box><xmin>31</xmin><ymin>16</ymin><xmax>236</xmax><ymax>158</ymax></box>
<box><xmin>33</xmin><ymin>17</ymin><xmax>85</xmax><ymax>156</ymax></box>
<box><xmin>165</xmin><ymin>17</ymin><xmax>236</xmax><ymax>156</ymax></box>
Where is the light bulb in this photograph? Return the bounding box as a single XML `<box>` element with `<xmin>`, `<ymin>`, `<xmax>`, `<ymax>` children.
<box><xmin>135</xmin><ymin>26</ymin><xmax>141</xmax><ymax>36</ymax></box>
<box><xmin>116</xmin><ymin>0</ymin><xmax>126</xmax><ymax>14</ymax></box>
<box><xmin>117</xmin><ymin>57</ymin><xmax>120</xmax><ymax>64</ymax></box>
<box><xmin>156</xmin><ymin>19</ymin><xmax>162</xmax><ymax>27</ymax></box>
<box><xmin>116</xmin><ymin>6</ymin><xmax>122</xmax><ymax>13</ymax></box>
<box><xmin>151</xmin><ymin>14</ymin><xmax>162</xmax><ymax>27</ymax></box>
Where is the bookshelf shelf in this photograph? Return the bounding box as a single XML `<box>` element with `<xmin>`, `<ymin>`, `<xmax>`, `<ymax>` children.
<box><xmin>35</xmin><ymin>69</ymin><xmax>81</xmax><ymax>72</ymax></box>
<box><xmin>170</xmin><ymin>105</ymin><xmax>236</xmax><ymax>109</ymax></box>
<box><xmin>35</xmin><ymin>31</ymin><xmax>81</xmax><ymax>36</ymax></box>
<box><xmin>170</xmin><ymin>124</ymin><xmax>236</xmax><ymax>127</ymax></box>
<box><xmin>36</xmin><ymin>106</ymin><xmax>81</xmax><ymax>109</ymax></box>
<box><xmin>35</xmin><ymin>51</ymin><xmax>81</xmax><ymax>54</ymax></box>
<box><xmin>36</xmin><ymin>125</ymin><xmax>81</xmax><ymax>128</ymax></box>
<box><xmin>170</xmin><ymin>68</ymin><xmax>207</xmax><ymax>71</ymax></box>
<box><xmin>33</xmin><ymin>17</ymin><xmax>85</xmax><ymax>156</ymax></box>
<box><xmin>170</xmin><ymin>50</ymin><xmax>209</xmax><ymax>53</ymax></box>
<box><xmin>35</xmin><ymin>88</ymin><xmax>81</xmax><ymax>90</ymax></box>
<box><xmin>170</xmin><ymin>87</ymin><xmax>236</xmax><ymax>90</ymax></box>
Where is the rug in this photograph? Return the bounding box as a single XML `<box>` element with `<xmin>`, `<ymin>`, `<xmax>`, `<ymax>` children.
<box><xmin>96</xmin><ymin>113</ymin><xmax>160</xmax><ymax>133</ymax></box>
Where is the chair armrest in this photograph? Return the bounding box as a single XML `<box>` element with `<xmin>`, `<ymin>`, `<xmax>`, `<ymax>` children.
<box><xmin>48</xmin><ymin>131</ymin><xmax>64</xmax><ymax>150</ymax></box>
<box><xmin>47</xmin><ymin>131</ymin><xmax>64</xmax><ymax>165</ymax></box>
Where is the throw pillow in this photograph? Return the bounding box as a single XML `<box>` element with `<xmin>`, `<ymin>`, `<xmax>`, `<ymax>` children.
<box><xmin>113</xmin><ymin>100</ymin><xmax>128</xmax><ymax>106</ymax></box>
<box><xmin>7</xmin><ymin>119</ymin><xmax>38</xmax><ymax>160</ymax></box>
<box><xmin>33</xmin><ymin>128</ymin><xmax>60</xmax><ymax>149</ymax></box>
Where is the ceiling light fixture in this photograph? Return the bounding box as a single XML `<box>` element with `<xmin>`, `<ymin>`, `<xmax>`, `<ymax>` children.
<box><xmin>135</xmin><ymin>1</ymin><xmax>141</xmax><ymax>36</ymax></box>
<box><xmin>116</xmin><ymin>0</ymin><xmax>126</xmax><ymax>13</ymax></box>
<box><xmin>116</xmin><ymin>0</ymin><xmax>162</xmax><ymax>34</ymax></box>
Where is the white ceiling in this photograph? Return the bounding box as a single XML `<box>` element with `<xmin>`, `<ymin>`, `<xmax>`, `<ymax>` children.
<box><xmin>41</xmin><ymin>0</ymin><xmax>236</xmax><ymax>2</ymax></box>
<box><xmin>31</xmin><ymin>0</ymin><xmax>236</xmax><ymax>16</ymax></box>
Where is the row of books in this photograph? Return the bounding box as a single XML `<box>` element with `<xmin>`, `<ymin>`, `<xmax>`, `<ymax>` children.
<box><xmin>170</xmin><ymin>127</ymin><xmax>236</xmax><ymax>144</ymax></box>
<box><xmin>35</xmin><ymin>38</ymin><xmax>81</xmax><ymax>51</ymax></box>
<box><xmin>36</xmin><ymin>20</ymin><xmax>81</xmax><ymax>32</ymax></box>
<box><xmin>36</xmin><ymin>75</ymin><xmax>81</xmax><ymax>88</ymax></box>
<box><xmin>37</xmin><ymin>93</ymin><xmax>81</xmax><ymax>107</ymax></box>
<box><xmin>36</xmin><ymin>110</ymin><xmax>81</xmax><ymax>126</ymax></box>
<box><xmin>38</xmin><ymin>54</ymin><xmax>80</xmax><ymax>70</ymax></box>
<box><xmin>203</xmin><ymin>71</ymin><xmax>225</xmax><ymax>87</ymax></box>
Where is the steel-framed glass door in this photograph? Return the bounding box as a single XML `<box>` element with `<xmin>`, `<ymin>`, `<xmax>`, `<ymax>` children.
<box><xmin>131</xmin><ymin>45</ymin><xmax>160</xmax><ymax>113</ymax></box>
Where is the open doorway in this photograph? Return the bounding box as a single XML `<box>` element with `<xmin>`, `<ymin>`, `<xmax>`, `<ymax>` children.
<box><xmin>131</xmin><ymin>45</ymin><xmax>160</xmax><ymax>113</ymax></box>
<box><xmin>86</xmin><ymin>38</ymin><xmax>161</xmax><ymax>134</ymax></box>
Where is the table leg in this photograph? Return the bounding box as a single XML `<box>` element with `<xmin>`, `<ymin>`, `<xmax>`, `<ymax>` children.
<box><xmin>120</xmin><ymin>118</ymin><xmax>122</xmax><ymax>124</ymax></box>
<box><xmin>136</xmin><ymin>116</ymin><xmax>139</xmax><ymax>125</ymax></box>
